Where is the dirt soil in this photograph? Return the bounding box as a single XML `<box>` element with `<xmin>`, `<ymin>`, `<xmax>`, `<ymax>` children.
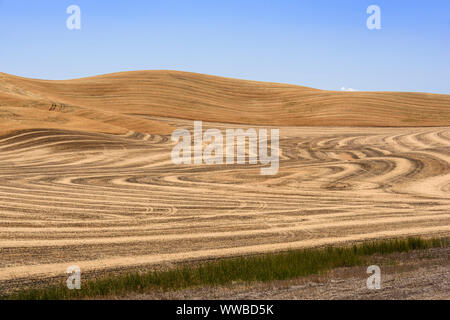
<box><xmin>122</xmin><ymin>247</ymin><xmax>450</xmax><ymax>300</ymax></box>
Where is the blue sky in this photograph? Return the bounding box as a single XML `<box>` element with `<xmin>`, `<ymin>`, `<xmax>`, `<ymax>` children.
<box><xmin>0</xmin><ymin>0</ymin><xmax>449</xmax><ymax>93</ymax></box>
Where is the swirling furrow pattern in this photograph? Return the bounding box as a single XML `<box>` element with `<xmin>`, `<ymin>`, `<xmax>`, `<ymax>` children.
<box><xmin>0</xmin><ymin>124</ymin><xmax>449</xmax><ymax>289</ymax></box>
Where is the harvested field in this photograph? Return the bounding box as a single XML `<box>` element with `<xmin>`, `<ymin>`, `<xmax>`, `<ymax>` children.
<box><xmin>0</xmin><ymin>71</ymin><xmax>449</xmax><ymax>292</ymax></box>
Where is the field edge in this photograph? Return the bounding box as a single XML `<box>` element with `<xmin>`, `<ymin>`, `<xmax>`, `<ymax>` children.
<box><xmin>3</xmin><ymin>236</ymin><xmax>449</xmax><ymax>300</ymax></box>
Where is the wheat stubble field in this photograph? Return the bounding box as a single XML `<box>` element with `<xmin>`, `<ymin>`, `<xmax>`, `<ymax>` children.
<box><xmin>0</xmin><ymin>71</ymin><xmax>449</xmax><ymax>293</ymax></box>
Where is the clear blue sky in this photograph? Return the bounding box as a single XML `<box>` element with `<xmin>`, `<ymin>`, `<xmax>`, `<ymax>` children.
<box><xmin>0</xmin><ymin>0</ymin><xmax>449</xmax><ymax>93</ymax></box>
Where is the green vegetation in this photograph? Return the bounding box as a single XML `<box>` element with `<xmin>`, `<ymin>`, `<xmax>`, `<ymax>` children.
<box><xmin>3</xmin><ymin>237</ymin><xmax>449</xmax><ymax>300</ymax></box>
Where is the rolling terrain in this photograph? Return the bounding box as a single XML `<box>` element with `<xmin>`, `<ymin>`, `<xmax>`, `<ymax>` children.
<box><xmin>0</xmin><ymin>71</ymin><xmax>449</xmax><ymax>291</ymax></box>
<box><xmin>1</xmin><ymin>70</ymin><xmax>450</xmax><ymax>134</ymax></box>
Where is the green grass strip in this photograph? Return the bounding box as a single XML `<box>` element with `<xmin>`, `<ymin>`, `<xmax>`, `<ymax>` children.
<box><xmin>3</xmin><ymin>236</ymin><xmax>449</xmax><ymax>300</ymax></box>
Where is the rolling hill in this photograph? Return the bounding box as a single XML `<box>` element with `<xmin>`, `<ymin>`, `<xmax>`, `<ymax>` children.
<box><xmin>1</xmin><ymin>70</ymin><xmax>449</xmax><ymax>136</ymax></box>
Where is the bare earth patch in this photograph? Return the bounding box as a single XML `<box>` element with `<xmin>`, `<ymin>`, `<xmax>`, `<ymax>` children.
<box><xmin>122</xmin><ymin>247</ymin><xmax>450</xmax><ymax>300</ymax></box>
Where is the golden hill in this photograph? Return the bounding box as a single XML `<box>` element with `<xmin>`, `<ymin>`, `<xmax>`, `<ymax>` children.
<box><xmin>1</xmin><ymin>70</ymin><xmax>449</xmax><ymax>135</ymax></box>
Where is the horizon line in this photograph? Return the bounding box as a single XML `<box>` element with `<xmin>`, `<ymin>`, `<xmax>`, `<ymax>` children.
<box><xmin>2</xmin><ymin>69</ymin><xmax>449</xmax><ymax>96</ymax></box>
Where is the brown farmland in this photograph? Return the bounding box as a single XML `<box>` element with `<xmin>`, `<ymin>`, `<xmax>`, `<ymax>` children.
<box><xmin>0</xmin><ymin>71</ymin><xmax>449</xmax><ymax>289</ymax></box>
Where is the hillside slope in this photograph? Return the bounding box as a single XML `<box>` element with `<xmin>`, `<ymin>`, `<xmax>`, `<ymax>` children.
<box><xmin>1</xmin><ymin>70</ymin><xmax>450</xmax><ymax>135</ymax></box>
